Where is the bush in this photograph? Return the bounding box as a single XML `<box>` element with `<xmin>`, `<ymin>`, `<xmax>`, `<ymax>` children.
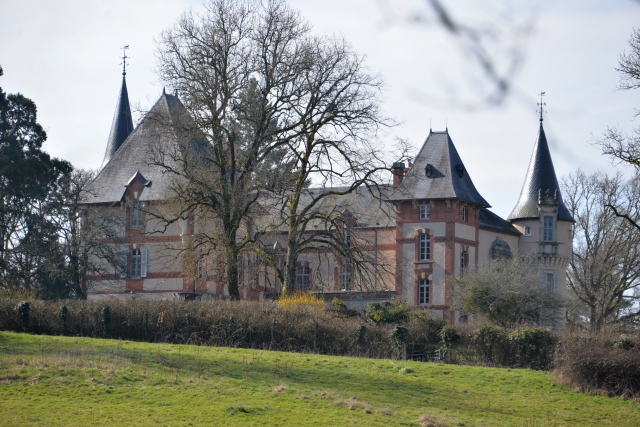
<box><xmin>509</xmin><ymin>328</ymin><xmax>556</xmax><ymax>370</ymax></box>
<box><xmin>470</xmin><ymin>324</ymin><xmax>510</xmax><ymax>365</ymax></box>
<box><xmin>440</xmin><ymin>325</ymin><xmax>461</xmax><ymax>348</ymax></box>
<box><xmin>555</xmin><ymin>334</ymin><xmax>640</xmax><ymax>398</ymax></box>
<box><xmin>364</xmin><ymin>301</ymin><xmax>410</xmax><ymax>324</ymax></box>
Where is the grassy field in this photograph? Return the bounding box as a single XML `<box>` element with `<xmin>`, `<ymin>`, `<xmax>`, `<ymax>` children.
<box><xmin>0</xmin><ymin>332</ymin><xmax>638</xmax><ymax>426</ymax></box>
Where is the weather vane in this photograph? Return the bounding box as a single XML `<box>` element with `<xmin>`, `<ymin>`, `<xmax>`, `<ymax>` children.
<box><xmin>537</xmin><ymin>91</ymin><xmax>546</xmax><ymax>122</ymax></box>
<box><xmin>121</xmin><ymin>45</ymin><xmax>129</xmax><ymax>76</ymax></box>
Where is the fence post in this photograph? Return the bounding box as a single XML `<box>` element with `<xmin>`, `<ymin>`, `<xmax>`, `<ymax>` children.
<box><xmin>143</xmin><ymin>311</ymin><xmax>149</xmax><ymax>341</ymax></box>
<box><xmin>16</xmin><ymin>301</ymin><xmax>29</xmax><ymax>332</ymax></box>
<box><xmin>60</xmin><ymin>305</ymin><xmax>67</xmax><ymax>336</ymax></box>
<box><xmin>314</xmin><ymin>322</ymin><xmax>318</xmax><ymax>352</ymax></box>
<box><xmin>269</xmin><ymin>319</ymin><xmax>276</xmax><ymax>351</ymax></box>
<box><xmin>228</xmin><ymin>316</ymin><xmax>234</xmax><ymax>345</ymax></box>
<box><xmin>101</xmin><ymin>306</ymin><xmax>111</xmax><ymax>338</ymax></box>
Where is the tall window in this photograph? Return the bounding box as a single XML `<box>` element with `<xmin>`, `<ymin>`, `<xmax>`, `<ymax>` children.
<box><xmin>461</xmin><ymin>250</ymin><xmax>469</xmax><ymax>273</ymax></box>
<box><xmin>462</xmin><ymin>206</ymin><xmax>468</xmax><ymax>222</ymax></box>
<box><xmin>418</xmin><ymin>279</ymin><xmax>429</xmax><ymax>305</ymax></box>
<box><xmin>541</xmin><ymin>273</ymin><xmax>558</xmax><ymax>291</ymax></box>
<box><xmin>296</xmin><ymin>265</ymin><xmax>310</xmax><ymax>291</ymax></box>
<box><xmin>340</xmin><ymin>265</ymin><xmax>352</xmax><ymax>290</ymax></box>
<box><xmin>343</xmin><ymin>228</ymin><xmax>351</xmax><ymax>248</ymax></box>
<box><xmin>250</xmin><ymin>258</ymin><xmax>259</xmax><ymax>290</ymax></box>
<box><xmin>420</xmin><ymin>204</ymin><xmax>431</xmax><ymax>220</ymax></box>
<box><xmin>131</xmin><ymin>249</ymin><xmax>141</xmax><ymax>278</ymax></box>
<box><xmin>524</xmin><ymin>226</ymin><xmax>532</xmax><ymax>236</ymax></box>
<box><xmin>131</xmin><ymin>200</ymin><xmax>143</xmax><ymax>228</ymax></box>
<box><xmin>543</xmin><ymin>216</ymin><xmax>554</xmax><ymax>242</ymax></box>
<box><xmin>419</xmin><ymin>234</ymin><xmax>430</xmax><ymax>261</ymax></box>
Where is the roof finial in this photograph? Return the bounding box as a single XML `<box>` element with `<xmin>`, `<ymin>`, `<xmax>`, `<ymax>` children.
<box><xmin>446</xmin><ymin>117</ymin><xmax>448</xmax><ymax>132</ymax></box>
<box><xmin>537</xmin><ymin>91</ymin><xmax>546</xmax><ymax>122</ymax></box>
<box><xmin>121</xmin><ymin>45</ymin><xmax>130</xmax><ymax>76</ymax></box>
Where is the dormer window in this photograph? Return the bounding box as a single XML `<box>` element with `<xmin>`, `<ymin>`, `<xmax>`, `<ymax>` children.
<box><xmin>543</xmin><ymin>216</ymin><xmax>554</xmax><ymax>242</ymax></box>
<box><xmin>425</xmin><ymin>164</ymin><xmax>434</xmax><ymax>177</ymax></box>
<box><xmin>420</xmin><ymin>204</ymin><xmax>431</xmax><ymax>220</ymax></box>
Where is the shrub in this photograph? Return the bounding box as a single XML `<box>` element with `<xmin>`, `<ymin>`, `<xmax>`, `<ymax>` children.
<box><xmin>278</xmin><ymin>291</ymin><xmax>325</xmax><ymax>312</ymax></box>
<box><xmin>470</xmin><ymin>324</ymin><xmax>510</xmax><ymax>366</ymax></box>
<box><xmin>440</xmin><ymin>325</ymin><xmax>460</xmax><ymax>348</ymax></box>
<box><xmin>555</xmin><ymin>334</ymin><xmax>640</xmax><ymax>398</ymax></box>
<box><xmin>331</xmin><ymin>297</ymin><xmax>347</xmax><ymax>312</ymax></box>
<box><xmin>509</xmin><ymin>328</ymin><xmax>556</xmax><ymax>370</ymax></box>
<box><xmin>365</xmin><ymin>301</ymin><xmax>410</xmax><ymax>324</ymax></box>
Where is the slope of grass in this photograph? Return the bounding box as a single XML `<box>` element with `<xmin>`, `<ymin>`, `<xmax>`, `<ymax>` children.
<box><xmin>0</xmin><ymin>332</ymin><xmax>639</xmax><ymax>426</ymax></box>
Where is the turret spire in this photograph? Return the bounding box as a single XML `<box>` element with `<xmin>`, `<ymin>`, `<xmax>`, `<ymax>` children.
<box><xmin>100</xmin><ymin>47</ymin><xmax>134</xmax><ymax>170</ymax></box>
<box><xmin>121</xmin><ymin>44</ymin><xmax>129</xmax><ymax>76</ymax></box>
<box><xmin>537</xmin><ymin>91</ymin><xmax>546</xmax><ymax>122</ymax></box>
<box><xmin>507</xmin><ymin>120</ymin><xmax>573</xmax><ymax>222</ymax></box>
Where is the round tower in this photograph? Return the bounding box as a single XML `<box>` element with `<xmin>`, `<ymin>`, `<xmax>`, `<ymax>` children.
<box><xmin>508</xmin><ymin>120</ymin><xmax>574</xmax><ymax>329</ymax></box>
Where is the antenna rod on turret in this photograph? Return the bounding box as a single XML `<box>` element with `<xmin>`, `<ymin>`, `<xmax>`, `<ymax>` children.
<box><xmin>537</xmin><ymin>91</ymin><xmax>546</xmax><ymax>122</ymax></box>
<box><xmin>121</xmin><ymin>45</ymin><xmax>130</xmax><ymax>76</ymax></box>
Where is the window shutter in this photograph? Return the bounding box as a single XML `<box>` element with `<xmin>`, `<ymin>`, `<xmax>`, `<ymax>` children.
<box><xmin>141</xmin><ymin>248</ymin><xmax>148</xmax><ymax>278</ymax></box>
<box><xmin>554</xmin><ymin>274</ymin><xmax>559</xmax><ymax>290</ymax></box>
<box><xmin>540</xmin><ymin>273</ymin><xmax>547</xmax><ymax>289</ymax></box>
<box><xmin>120</xmin><ymin>248</ymin><xmax>128</xmax><ymax>278</ymax></box>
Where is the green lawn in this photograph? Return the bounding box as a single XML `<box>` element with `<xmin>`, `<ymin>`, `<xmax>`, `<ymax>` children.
<box><xmin>0</xmin><ymin>332</ymin><xmax>638</xmax><ymax>426</ymax></box>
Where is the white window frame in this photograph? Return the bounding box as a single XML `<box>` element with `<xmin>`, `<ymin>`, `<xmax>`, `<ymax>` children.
<box><xmin>250</xmin><ymin>258</ymin><xmax>258</xmax><ymax>290</ymax></box>
<box><xmin>524</xmin><ymin>226</ymin><xmax>531</xmax><ymax>236</ymax></box>
<box><xmin>131</xmin><ymin>200</ymin><xmax>143</xmax><ymax>228</ymax></box>
<box><xmin>296</xmin><ymin>265</ymin><xmax>310</xmax><ymax>291</ymax></box>
<box><xmin>419</xmin><ymin>234</ymin><xmax>430</xmax><ymax>261</ymax></box>
<box><xmin>462</xmin><ymin>206</ymin><xmax>468</xmax><ymax>222</ymax></box>
<box><xmin>461</xmin><ymin>250</ymin><xmax>469</xmax><ymax>272</ymax></box>
<box><xmin>131</xmin><ymin>249</ymin><xmax>142</xmax><ymax>278</ymax></box>
<box><xmin>543</xmin><ymin>216</ymin><xmax>554</xmax><ymax>242</ymax></box>
<box><xmin>420</xmin><ymin>204</ymin><xmax>431</xmax><ymax>220</ymax></box>
<box><xmin>141</xmin><ymin>247</ymin><xmax>147</xmax><ymax>278</ymax></box>
<box><xmin>120</xmin><ymin>247</ymin><xmax>128</xmax><ymax>278</ymax></box>
<box><xmin>340</xmin><ymin>265</ymin><xmax>352</xmax><ymax>291</ymax></box>
<box><xmin>418</xmin><ymin>279</ymin><xmax>429</xmax><ymax>305</ymax></box>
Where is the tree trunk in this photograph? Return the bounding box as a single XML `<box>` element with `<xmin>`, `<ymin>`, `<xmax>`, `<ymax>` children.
<box><xmin>227</xmin><ymin>250</ymin><xmax>240</xmax><ymax>301</ymax></box>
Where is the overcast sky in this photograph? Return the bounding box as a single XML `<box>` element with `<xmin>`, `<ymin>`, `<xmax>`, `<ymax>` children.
<box><xmin>1</xmin><ymin>0</ymin><xmax>638</xmax><ymax>219</ymax></box>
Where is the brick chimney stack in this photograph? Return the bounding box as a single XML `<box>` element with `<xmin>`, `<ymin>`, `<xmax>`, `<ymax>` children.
<box><xmin>392</xmin><ymin>162</ymin><xmax>405</xmax><ymax>189</ymax></box>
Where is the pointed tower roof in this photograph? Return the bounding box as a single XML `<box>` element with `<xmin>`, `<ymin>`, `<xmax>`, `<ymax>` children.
<box><xmin>101</xmin><ymin>76</ymin><xmax>134</xmax><ymax>169</ymax></box>
<box><xmin>388</xmin><ymin>130</ymin><xmax>490</xmax><ymax>206</ymax></box>
<box><xmin>84</xmin><ymin>91</ymin><xmax>202</xmax><ymax>204</ymax></box>
<box><xmin>508</xmin><ymin>123</ymin><xmax>574</xmax><ymax>222</ymax></box>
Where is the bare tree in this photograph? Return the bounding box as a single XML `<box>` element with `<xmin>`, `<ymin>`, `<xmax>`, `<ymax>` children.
<box><xmin>49</xmin><ymin>169</ymin><xmax>126</xmax><ymax>299</ymax></box>
<box><xmin>451</xmin><ymin>254</ymin><xmax>564</xmax><ymax>328</ymax></box>
<box><xmin>597</xmin><ymin>27</ymin><xmax>640</xmax><ymax>231</ymax></box>
<box><xmin>562</xmin><ymin>170</ymin><xmax>640</xmax><ymax>331</ymax></box>
<box><xmin>152</xmin><ymin>0</ymin><xmax>398</xmax><ymax>299</ymax></box>
<box><xmin>375</xmin><ymin>0</ymin><xmax>535</xmax><ymax>107</ymax></box>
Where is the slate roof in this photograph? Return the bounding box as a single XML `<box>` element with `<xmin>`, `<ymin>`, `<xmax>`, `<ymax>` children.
<box><xmin>256</xmin><ymin>185</ymin><xmax>396</xmax><ymax>232</ymax></box>
<box><xmin>479</xmin><ymin>209</ymin><xmax>521</xmax><ymax>236</ymax></box>
<box><xmin>101</xmin><ymin>76</ymin><xmax>134</xmax><ymax>170</ymax></box>
<box><xmin>507</xmin><ymin>123</ymin><xmax>574</xmax><ymax>222</ymax></box>
<box><xmin>84</xmin><ymin>91</ymin><xmax>200</xmax><ymax>204</ymax></box>
<box><xmin>388</xmin><ymin>130</ymin><xmax>490</xmax><ymax>207</ymax></box>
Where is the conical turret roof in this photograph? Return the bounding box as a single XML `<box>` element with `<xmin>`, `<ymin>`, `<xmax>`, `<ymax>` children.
<box><xmin>508</xmin><ymin>123</ymin><xmax>573</xmax><ymax>222</ymax></box>
<box><xmin>388</xmin><ymin>130</ymin><xmax>490</xmax><ymax>207</ymax></box>
<box><xmin>101</xmin><ymin>76</ymin><xmax>134</xmax><ymax>169</ymax></box>
<box><xmin>84</xmin><ymin>91</ymin><xmax>202</xmax><ymax>204</ymax></box>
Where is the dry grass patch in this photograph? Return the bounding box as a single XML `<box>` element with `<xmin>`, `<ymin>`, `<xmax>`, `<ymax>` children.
<box><xmin>416</xmin><ymin>413</ymin><xmax>451</xmax><ymax>427</ymax></box>
<box><xmin>273</xmin><ymin>383</ymin><xmax>287</xmax><ymax>394</ymax></box>
<box><xmin>376</xmin><ymin>408</ymin><xmax>399</xmax><ymax>416</ymax></box>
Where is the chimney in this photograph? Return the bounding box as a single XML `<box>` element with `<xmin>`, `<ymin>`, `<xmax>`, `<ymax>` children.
<box><xmin>392</xmin><ymin>162</ymin><xmax>405</xmax><ymax>189</ymax></box>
